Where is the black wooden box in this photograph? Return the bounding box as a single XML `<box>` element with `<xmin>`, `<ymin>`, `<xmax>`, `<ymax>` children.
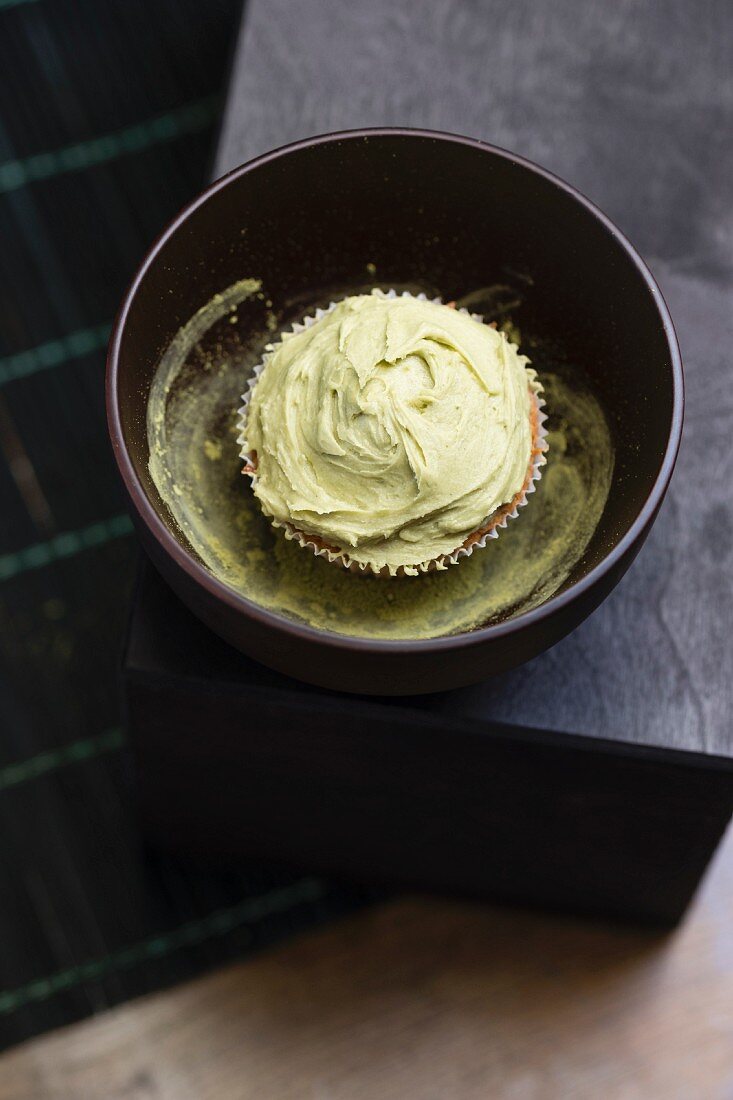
<box><xmin>123</xmin><ymin>560</ymin><xmax>733</xmax><ymax>927</ymax></box>
<box><xmin>122</xmin><ymin>0</ymin><xmax>733</xmax><ymax>929</ymax></box>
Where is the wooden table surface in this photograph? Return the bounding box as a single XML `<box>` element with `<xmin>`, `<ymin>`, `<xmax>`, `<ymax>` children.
<box><xmin>1</xmin><ymin>827</ymin><xmax>732</xmax><ymax>1099</ymax></box>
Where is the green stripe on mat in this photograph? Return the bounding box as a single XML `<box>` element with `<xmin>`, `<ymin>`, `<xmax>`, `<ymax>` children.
<box><xmin>0</xmin><ymin>95</ymin><xmax>219</xmax><ymax>194</ymax></box>
<box><xmin>0</xmin><ymin>878</ymin><xmax>327</xmax><ymax>1016</ymax></box>
<box><xmin>0</xmin><ymin>323</ymin><xmax>111</xmax><ymax>385</ymax></box>
<box><xmin>0</xmin><ymin>514</ymin><xmax>133</xmax><ymax>581</ymax></box>
<box><xmin>0</xmin><ymin>727</ymin><xmax>125</xmax><ymax>792</ymax></box>
<box><xmin>0</xmin><ymin>0</ymin><xmax>39</xmax><ymax>10</ymax></box>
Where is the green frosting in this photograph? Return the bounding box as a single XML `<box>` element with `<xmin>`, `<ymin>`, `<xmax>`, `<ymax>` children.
<box><xmin>245</xmin><ymin>293</ymin><xmax>535</xmax><ymax>572</ymax></box>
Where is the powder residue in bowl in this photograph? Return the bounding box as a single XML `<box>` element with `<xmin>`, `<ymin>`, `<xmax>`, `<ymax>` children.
<box><xmin>147</xmin><ymin>282</ymin><xmax>614</xmax><ymax>641</ymax></box>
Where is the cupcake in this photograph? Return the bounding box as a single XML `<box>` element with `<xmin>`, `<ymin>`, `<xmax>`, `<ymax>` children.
<box><xmin>238</xmin><ymin>291</ymin><xmax>546</xmax><ymax>576</ymax></box>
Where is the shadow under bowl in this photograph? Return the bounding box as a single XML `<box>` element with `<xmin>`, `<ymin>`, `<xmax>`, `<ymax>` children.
<box><xmin>106</xmin><ymin>129</ymin><xmax>682</xmax><ymax>695</ymax></box>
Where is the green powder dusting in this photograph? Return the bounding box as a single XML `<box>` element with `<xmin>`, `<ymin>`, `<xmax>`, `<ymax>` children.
<box><xmin>203</xmin><ymin>439</ymin><xmax>223</xmax><ymax>461</ymax></box>
<box><xmin>148</xmin><ymin>282</ymin><xmax>614</xmax><ymax>640</ymax></box>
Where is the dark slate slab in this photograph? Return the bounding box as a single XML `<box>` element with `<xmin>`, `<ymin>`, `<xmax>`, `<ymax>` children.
<box><xmin>123</xmin><ymin>0</ymin><xmax>733</xmax><ymax>929</ymax></box>
<box><xmin>210</xmin><ymin>0</ymin><xmax>733</xmax><ymax>760</ymax></box>
<box><xmin>126</xmin><ymin>558</ymin><xmax>733</xmax><ymax>925</ymax></box>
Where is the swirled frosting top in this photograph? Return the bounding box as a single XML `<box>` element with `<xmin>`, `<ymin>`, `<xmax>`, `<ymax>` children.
<box><xmin>244</xmin><ymin>293</ymin><xmax>534</xmax><ymax>571</ymax></box>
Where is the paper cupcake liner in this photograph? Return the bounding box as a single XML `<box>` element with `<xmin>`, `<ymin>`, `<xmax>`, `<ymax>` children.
<box><xmin>237</xmin><ymin>289</ymin><xmax>548</xmax><ymax>577</ymax></box>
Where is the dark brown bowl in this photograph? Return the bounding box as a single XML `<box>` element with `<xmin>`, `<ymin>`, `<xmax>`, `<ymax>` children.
<box><xmin>106</xmin><ymin>129</ymin><xmax>683</xmax><ymax>695</ymax></box>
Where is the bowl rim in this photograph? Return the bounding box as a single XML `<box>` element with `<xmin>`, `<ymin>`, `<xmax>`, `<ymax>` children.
<box><xmin>106</xmin><ymin>126</ymin><xmax>684</xmax><ymax>655</ymax></box>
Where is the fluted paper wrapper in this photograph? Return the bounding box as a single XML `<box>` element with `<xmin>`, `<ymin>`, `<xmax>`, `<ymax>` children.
<box><xmin>237</xmin><ymin>290</ymin><xmax>548</xmax><ymax>577</ymax></box>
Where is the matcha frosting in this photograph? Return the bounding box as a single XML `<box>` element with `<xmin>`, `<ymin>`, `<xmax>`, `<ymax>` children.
<box><xmin>244</xmin><ymin>293</ymin><xmax>535</xmax><ymax>572</ymax></box>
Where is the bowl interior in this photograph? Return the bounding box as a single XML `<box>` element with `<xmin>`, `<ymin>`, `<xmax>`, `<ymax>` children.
<box><xmin>113</xmin><ymin>133</ymin><xmax>677</xmax><ymax>640</ymax></box>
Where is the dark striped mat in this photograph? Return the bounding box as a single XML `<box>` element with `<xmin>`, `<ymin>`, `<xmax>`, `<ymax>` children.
<box><xmin>0</xmin><ymin>0</ymin><xmax>369</xmax><ymax>1051</ymax></box>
